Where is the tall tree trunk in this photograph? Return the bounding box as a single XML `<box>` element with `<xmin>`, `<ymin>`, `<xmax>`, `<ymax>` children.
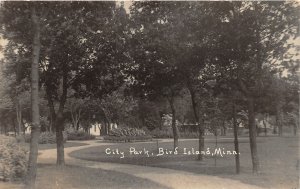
<box><xmin>16</xmin><ymin>99</ymin><xmax>22</xmax><ymax>135</ymax></box>
<box><xmin>22</xmin><ymin>119</ymin><xmax>26</xmax><ymax>135</ymax></box>
<box><xmin>3</xmin><ymin>122</ymin><xmax>7</xmax><ymax>134</ymax></box>
<box><xmin>25</xmin><ymin>7</ymin><xmax>41</xmax><ymax>189</ymax></box>
<box><xmin>70</xmin><ymin>108</ymin><xmax>76</xmax><ymax>129</ymax></box>
<box><xmin>100</xmin><ymin>120</ymin><xmax>107</xmax><ymax>136</ymax></box>
<box><xmin>70</xmin><ymin>107</ymin><xmax>81</xmax><ymax>130</ymax></box>
<box><xmin>108</xmin><ymin>122</ymin><xmax>111</xmax><ymax>134</ymax></box>
<box><xmin>76</xmin><ymin>120</ymin><xmax>80</xmax><ymax>131</ymax></box>
<box><xmin>101</xmin><ymin>107</ymin><xmax>111</xmax><ymax>135</ymax></box>
<box><xmin>55</xmin><ymin>112</ymin><xmax>65</xmax><ymax>166</ymax></box>
<box><xmin>276</xmin><ymin>103</ymin><xmax>283</xmax><ymax>136</ymax></box>
<box><xmin>221</xmin><ymin>118</ymin><xmax>226</xmax><ymax>136</ymax></box>
<box><xmin>12</xmin><ymin>117</ymin><xmax>17</xmax><ymax>136</ymax></box>
<box><xmin>105</xmin><ymin>120</ymin><xmax>110</xmax><ymax>135</ymax></box>
<box><xmin>49</xmin><ymin>114</ymin><xmax>53</xmax><ymax>133</ymax></box>
<box><xmin>273</xmin><ymin>122</ymin><xmax>277</xmax><ymax>134</ymax></box>
<box><xmin>247</xmin><ymin>96</ymin><xmax>259</xmax><ymax>173</ymax></box>
<box><xmin>45</xmin><ymin>66</ymin><xmax>67</xmax><ymax>166</ymax></box>
<box><xmin>46</xmin><ymin>86</ymin><xmax>56</xmax><ymax>133</ymax></box>
<box><xmin>198</xmin><ymin>119</ymin><xmax>205</xmax><ymax>161</ymax></box>
<box><xmin>97</xmin><ymin>124</ymin><xmax>101</xmax><ymax>136</ymax></box>
<box><xmin>293</xmin><ymin>122</ymin><xmax>297</xmax><ymax>136</ymax></box>
<box><xmin>232</xmin><ymin>100</ymin><xmax>240</xmax><ymax>174</ymax></box>
<box><xmin>55</xmin><ymin>67</ymin><xmax>68</xmax><ymax>166</ymax></box>
<box><xmin>168</xmin><ymin>96</ymin><xmax>179</xmax><ymax>150</ymax></box>
<box><xmin>263</xmin><ymin>119</ymin><xmax>267</xmax><ymax>136</ymax></box>
<box><xmin>188</xmin><ymin>87</ymin><xmax>204</xmax><ymax>160</ymax></box>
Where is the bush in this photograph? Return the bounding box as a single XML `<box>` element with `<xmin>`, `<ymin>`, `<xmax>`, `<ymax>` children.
<box><xmin>24</xmin><ymin>131</ymin><xmax>67</xmax><ymax>144</ymax></box>
<box><xmin>109</xmin><ymin>127</ymin><xmax>147</xmax><ymax>137</ymax></box>
<box><xmin>105</xmin><ymin>127</ymin><xmax>152</xmax><ymax>142</ymax></box>
<box><xmin>0</xmin><ymin>136</ymin><xmax>27</xmax><ymax>181</ymax></box>
<box><xmin>103</xmin><ymin>135</ymin><xmax>152</xmax><ymax>143</ymax></box>
<box><xmin>66</xmin><ymin>128</ymin><xmax>95</xmax><ymax>140</ymax></box>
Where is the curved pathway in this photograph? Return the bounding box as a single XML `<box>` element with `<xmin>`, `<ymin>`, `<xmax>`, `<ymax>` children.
<box><xmin>38</xmin><ymin>140</ymin><xmax>265</xmax><ymax>189</ymax></box>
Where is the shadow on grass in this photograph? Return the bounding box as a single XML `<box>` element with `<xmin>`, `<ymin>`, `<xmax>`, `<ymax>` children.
<box><xmin>35</xmin><ymin>164</ymin><xmax>170</xmax><ymax>189</ymax></box>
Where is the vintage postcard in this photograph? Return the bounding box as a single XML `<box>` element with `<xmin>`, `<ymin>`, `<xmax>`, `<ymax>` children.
<box><xmin>0</xmin><ymin>1</ymin><xmax>299</xmax><ymax>189</ymax></box>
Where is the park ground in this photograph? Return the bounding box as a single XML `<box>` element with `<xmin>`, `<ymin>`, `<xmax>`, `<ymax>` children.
<box><xmin>1</xmin><ymin>135</ymin><xmax>299</xmax><ymax>189</ymax></box>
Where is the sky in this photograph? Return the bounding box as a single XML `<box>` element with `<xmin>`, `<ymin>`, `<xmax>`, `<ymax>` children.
<box><xmin>0</xmin><ymin>38</ymin><xmax>7</xmax><ymax>59</ymax></box>
<box><xmin>123</xmin><ymin>0</ymin><xmax>132</xmax><ymax>12</ymax></box>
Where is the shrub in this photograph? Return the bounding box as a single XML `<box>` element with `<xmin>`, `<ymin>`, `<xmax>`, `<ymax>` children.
<box><xmin>103</xmin><ymin>135</ymin><xmax>152</xmax><ymax>142</ymax></box>
<box><xmin>109</xmin><ymin>127</ymin><xmax>147</xmax><ymax>137</ymax></box>
<box><xmin>105</xmin><ymin>127</ymin><xmax>152</xmax><ymax>142</ymax></box>
<box><xmin>0</xmin><ymin>136</ymin><xmax>27</xmax><ymax>181</ymax></box>
<box><xmin>24</xmin><ymin>131</ymin><xmax>67</xmax><ymax>144</ymax></box>
<box><xmin>65</xmin><ymin>128</ymin><xmax>95</xmax><ymax>140</ymax></box>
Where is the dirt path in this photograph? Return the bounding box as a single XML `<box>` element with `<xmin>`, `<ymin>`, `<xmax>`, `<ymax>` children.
<box><xmin>38</xmin><ymin>140</ymin><xmax>266</xmax><ymax>189</ymax></box>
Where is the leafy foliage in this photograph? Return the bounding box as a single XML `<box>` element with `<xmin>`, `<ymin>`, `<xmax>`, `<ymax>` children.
<box><xmin>0</xmin><ymin>136</ymin><xmax>27</xmax><ymax>181</ymax></box>
<box><xmin>109</xmin><ymin>127</ymin><xmax>147</xmax><ymax>137</ymax></box>
<box><xmin>24</xmin><ymin>132</ymin><xmax>67</xmax><ymax>144</ymax></box>
<box><xmin>105</xmin><ymin>127</ymin><xmax>152</xmax><ymax>142</ymax></box>
<box><xmin>65</xmin><ymin>127</ymin><xmax>95</xmax><ymax>141</ymax></box>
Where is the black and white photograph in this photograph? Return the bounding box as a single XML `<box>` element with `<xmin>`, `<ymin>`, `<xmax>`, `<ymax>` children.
<box><xmin>0</xmin><ymin>1</ymin><xmax>299</xmax><ymax>189</ymax></box>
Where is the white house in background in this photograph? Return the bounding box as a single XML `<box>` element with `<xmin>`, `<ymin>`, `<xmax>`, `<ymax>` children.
<box><xmin>24</xmin><ymin>122</ymin><xmax>31</xmax><ymax>134</ymax></box>
<box><xmin>89</xmin><ymin>122</ymin><xmax>100</xmax><ymax>136</ymax></box>
<box><xmin>89</xmin><ymin>122</ymin><xmax>118</xmax><ymax>136</ymax></box>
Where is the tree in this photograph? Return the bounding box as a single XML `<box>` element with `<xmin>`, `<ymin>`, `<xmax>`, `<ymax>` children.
<box><xmin>0</xmin><ymin>62</ymin><xmax>15</xmax><ymax>134</ymax></box>
<box><xmin>0</xmin><ymin>12</ymin><xmax>34</xmax><ymax>135</ymax></box>
<box><xmin>136</xmin><ymin>98</ymin><xmax>165</xmax><ymax>130</ymax></box>
<box><xmin>177</xmin><ymin>2</ymin><xmax>227</xmax><ymax>161</ymax></box>
<box><xmin>1</xmin><ymin>2</ymin><xmax>47</xmax><ymax>187</ymax></box>
<box><xmin>65</xmin><ymin>91</ymin><xmax>86</xmax><ymax>131</ymax></box>
<box><xmin>25</xmin><ymin>7</ymin><xmax>41</xmax><ymax>188</ymax></box>
<box><xmin>130</xmin><ymin>2</ymin><xmax>202</xmax><ymax>149</ymax></box>
<box><xmin>97</xmin><ymin>85</ymin><xmax>137</xmax><ymax>135</ymax></box>
<box><xmin>214</xmin><ymin>1</ymin><xmax>299</xmax><ymax>173</ymax></box>
<box><xmin>1</xmin><ymin>0</ymin><xmax>125</xmax><ymax>169</ymax></box>
<box><xmin>71</xmin><ymin>2</ymin><xmax>130</xmax><ymax>136</ymax></box>
<box><xmin>186</xmin><ymin>70</ymin><xmax>217</xmax><ymax>161</ymax></box>
<box><xmin>39</xmin><ymin>1</ymin><xmax>118</xmax><ymax>166</ymax></box>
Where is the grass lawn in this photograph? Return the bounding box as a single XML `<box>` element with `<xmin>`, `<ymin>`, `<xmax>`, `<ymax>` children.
<box><xmin>0</xmin><ymin>164</ymin><xmax>168</xmax><ymax>189</ymax></box>
<box><xmin>35</xmin><ymin>164</ymin><xmax>169</xmax><ymax>189</ymax></box>
<box><xmin>70</xmin><ymin>135</ymin><xmax>299</xmax><ymax>189</ymax></box>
